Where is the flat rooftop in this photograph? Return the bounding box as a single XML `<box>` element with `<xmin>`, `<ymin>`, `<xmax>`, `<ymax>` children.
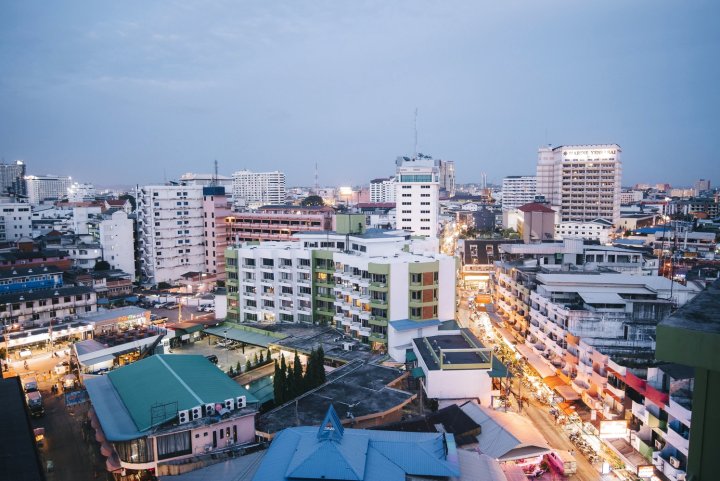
<box><xmin>413</xmin><ymin>330</ymin><xmax>490</xmax><ymax>370</ymax></box>
<box><xmin>0</xmin><ymin>377</ymin><xmax>45</xmax><ymax>481</ymax></box>
<box><xmin>256</xmin><ymin>361</ymin><xmax>413</xmax><ymax>435</ymax></box>
<box><xmin>269</xmin><ymin>325</ymin><xmax>375</xmax><ymax>363</ymax></box>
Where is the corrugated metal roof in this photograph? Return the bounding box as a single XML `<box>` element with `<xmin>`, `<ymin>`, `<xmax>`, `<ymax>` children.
<box><xmin>106</xmin><ymin>355</ymin><xmax>257</xmax><ymax>431</ymax></box>
<box><xmin>389</xmin><ymin>318</ymin><xmax>443</xmax><ymax>332</ymax></box>
<box><xmin>252</xmin><ymin>406</ymin><xmax>460</xmax><ymax>481</ymax></box>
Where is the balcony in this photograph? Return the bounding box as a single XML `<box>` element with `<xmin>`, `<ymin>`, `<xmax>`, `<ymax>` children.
<box><xmin>666</xmin><ymin>421</ymin><xmax>690</xmax><ymax>455</ymax></box>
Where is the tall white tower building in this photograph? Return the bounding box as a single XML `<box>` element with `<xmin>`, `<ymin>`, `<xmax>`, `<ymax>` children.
<box><xmin>501</xmin><ymin>176</ymin><xmax>537</xmax><ymax>210</ymax></box>
<box><xmin>369</xmin><ymin>177</ymin><xmax>396</xmax><ymax>203</ymax></box>
<box><xmin>536</xmin><ymin>144</ymin><xmax>622</xmax><ymax>225</ymax></box>
<box><xmin>395</xmin><ymin>155</ymin><xmax>439</xmax><ymax>238</ymax></box>
<box><xmin>232</xmin><ymin>170</ymin><xmax>286</xmax><ymax>208</ymax></box>
<box><xmin>136</xmin><ymin>185</ymin><xmax>205</xmax><ymax>286</ymax></box>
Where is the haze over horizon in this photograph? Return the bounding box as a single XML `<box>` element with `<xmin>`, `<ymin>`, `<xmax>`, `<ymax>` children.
<box><xmin>1</xmin><ymin>1</ymin><xmax>718</xmax><ymax>188</ymax></box>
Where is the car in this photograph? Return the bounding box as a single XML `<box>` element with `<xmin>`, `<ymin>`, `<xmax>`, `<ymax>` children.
<box><xmin>54</xmin><ymin>361</ymin><xmax>70</xmax><ymax>375</ymax></box>
<box><xmin>205</xmin><ymin>354</ymin><xmax>218</xmax><ymax>364</ymax></box>
<box><xmin>202</xmin><ymin>306</ymin><xmax>215</xmax><ymax>312</ymax></box>
<box><xmin>165</xmin><ymin>303</ymin><xmax>179</xmax><ymax>309</ymax></box>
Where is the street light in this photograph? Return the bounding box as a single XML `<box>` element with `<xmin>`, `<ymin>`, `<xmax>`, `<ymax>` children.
<box><xmin>223</xmin><ymin>329</ymin><xmax>229</xmax><ymax>369</ymax></box>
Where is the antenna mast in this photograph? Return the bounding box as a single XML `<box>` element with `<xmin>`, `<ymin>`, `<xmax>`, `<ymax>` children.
<box><xmin>414</xmin><ymin>108</ymin><xmax>418</xmax><ymax>159</ymax></box>
<box><xmin>212</xmin><ymin>159</ymin><xmax>218</xmax><ymax>186</ymax></box>
<box><xmin>314</xmin><ymin>162</ymin><xmax>319</xmax><ymax>194</ymax></box>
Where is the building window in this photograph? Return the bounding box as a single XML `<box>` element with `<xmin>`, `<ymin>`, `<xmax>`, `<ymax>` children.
<box><xmin>156</xmin><ymin>431</ymin><xmax>192</xmax><ymax>460</ymax></box>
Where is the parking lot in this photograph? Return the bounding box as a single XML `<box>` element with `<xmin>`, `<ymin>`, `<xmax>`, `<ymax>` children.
<box><xmin>171</xmin><ymin>334</ymin><xmax>270</xmax><ymax>373</ymax></box>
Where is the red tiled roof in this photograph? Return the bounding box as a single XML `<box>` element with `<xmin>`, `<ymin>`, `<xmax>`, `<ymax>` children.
<box><xmin>518</xmin><ymin>202</ymin><xmax>555</xmax><ymax>213</ymax></box>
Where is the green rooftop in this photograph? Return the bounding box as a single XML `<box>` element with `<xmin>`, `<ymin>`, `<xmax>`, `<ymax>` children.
<box><xmin>107</xmin><ymin>355</ymin><xmax>257</xmax><ymax>432</ymax></box>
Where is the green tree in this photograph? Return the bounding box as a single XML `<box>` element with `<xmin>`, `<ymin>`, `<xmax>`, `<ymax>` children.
<box><xmin>280</xmin><ymin>353</ymin><xmax>290</xmax><ymax>403</ymax></box>
<box><xmin>316</xmin><ymin>346</ymin><xmax>326</xmax><ymax>385</ymax></box>
<box><xmin>273</xmin><ymin>359</ymin><xmax>283</xmax><ymax>403</ymax></box>
<box><xmin>300</xmin><ymin>195</ymin><xmax>324</xmax><ymax>207</ymax></box>
<box><xmin>259</xmin><ymin>351</ymin><xmax>264</xmax><ymax>364</ymax></box>
<box><xmin>158</xmin><ymin>282</ymin><xmax>172</xmax><ymax>290</ymax></box>
<box><xmin>94</xmin><ymin>260</ymin><xmax>111</xmax><ymax>271</ymax></box>
<box><xmin>119</xmin><ymin>194</ymin><xmax>137</xmax><ymax>212</ymax></box>
<box><xmin>236</xmin><ymin>361</ymin><xmax>242</xmax><ymax>373</ymax></box>
<box><xmin>246</xmin><ymin>360</ymin><xmax>252</xmax><ymax>372</ymax></box>
<box><xmin>292</xmin><ymin>351</ymin><xmax>304</xmax><ymax>396</ymax></box>
<box><xmin>304</xmin><ymin>348</ymin><xmax>318</xmax><ymax>390</ymax></box>
<box><xmin>253</xmin><ymin>353</ymin><xmax>259</xmax><ymax>365</ymax></box>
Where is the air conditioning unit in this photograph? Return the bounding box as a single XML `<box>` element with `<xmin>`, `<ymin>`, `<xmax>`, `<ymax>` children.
<box><xmin>343</xmin><ymin>342</ymin><xmax>353</xmax><ymax>351</ymax></box>
<box><xmin>669</xmin><ymin>456</ymin><xmax>681</xmax><ymax>469</ymax></box>
<box><xmin>236</xmin><ymin>395</ymin><xmax>246</xmax><ymax>409</ymax></box>
<box><xmin>177</xmin><ymin>409</ymin><xmax>190</xmax><ymax>424</ymax></box>
<box><xmin>191</xmin><ymin>406</ymin><xmax>202</xmax><ymax>420</ymax></box>
<box><xmin>224</xmin><ymin>398</ymin><xmax>235</xmax><ymax>411</ymax></box>
<box><xmin>204</xmin><ymin>404</ymin><xmax>216</xmax><ymax>416</ymax></box>
<box><xmin>655</xmin><ymin>439</ymin><xmax>664</xmax><ymax>450</ymax></box>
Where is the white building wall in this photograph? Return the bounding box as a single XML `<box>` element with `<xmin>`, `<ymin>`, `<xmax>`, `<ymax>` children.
<box><xmin>395</xmin><ymin>158</ymin><xmax>439</xmax><ymax>238</ymax></box>
<box><xmin>369</xmin><ymin>178</ymin><xmax>397</xmax><ymax>203</ymax></box>
<box><xmin>232</xmin><ymin>171</ymin><xmax>286</xmax><ymax>208</ymax></box>
<box><xmin>388</xmin><ymin>262</ymin><xmax>410</xmax><ymax>320</ymax></box>
<box><xmin>137</xmin><ymin>185</ymin><xmax>205</xmax><ymax>286</ymax></box>
<box><xmin>25</xmin><ymin>175</ymin><xmax>73</xmax><ymax>204</ymax></box>
<box><xmin>502</xmin><ymin>176</ymin><xmax>537</xmax><ymax>211</ymax></box>
<box><xmin>0</xmin><ymin>203</ymin><xmax>32</xmax><ymax>241</ymax></box>
<box><xmin>99</xmin><ymin>210</ymin><xmax>135</xmax><ymax>280</ymax></box>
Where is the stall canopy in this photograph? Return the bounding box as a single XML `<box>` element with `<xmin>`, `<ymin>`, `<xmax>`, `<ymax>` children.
<box><xmin>204</xmin><ymin>323</ymin><xmax>287</xmax><ymax>348</ymax></box>
<box><xmin>554</xmin><ymin>384</ymin><xmax>581</xmax><ymax>402</ymax></box>
<box><xmin>460</xmin><ymin>402</ymin><xmax>552</xmax><ymax>462</ymax></box>
<box><xmin>515</xmin><ymin>344</ymin><xmax>557</xmax><ymax>379</ymax></box>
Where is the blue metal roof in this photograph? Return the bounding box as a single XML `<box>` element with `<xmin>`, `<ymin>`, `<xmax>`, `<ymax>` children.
<box><xmin>252</xmin><ymin>405</ymin><xmax>460</xmax><ymax>481</ymax></box>
<box><xmin>389</xmin><ymin>318</ymin><xmax>443</xmax><ymax>332</ymax></box>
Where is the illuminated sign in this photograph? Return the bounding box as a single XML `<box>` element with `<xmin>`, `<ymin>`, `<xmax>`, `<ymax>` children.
<box><xmin>637</xmin><ymin>465</ymin><xmax>654</xmax><ymax>478</ymax></box>
<box><xmin>599</xmin><ymin>420</ymin><xmax>627</xmax><ymax>438</ymax></box>
<box><xmin>563</xmin><ymin>148</ymin><xmax>617</xmax><ymax>158</ymax></box>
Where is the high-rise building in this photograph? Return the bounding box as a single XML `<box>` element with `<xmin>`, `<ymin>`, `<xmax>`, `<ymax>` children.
<box><xmin>86</xmin><ymin>209</ymin><xmax>136</xmax><ymax>280</ymax></box>
<box><xmin>0</xmin><ymin>161</ymin><xmax>27</xmax><ymax>198</ymax></box>
<box><xmin>231</xmin><ymin>170</ymin><xmax>286</xmax><ymax>208</ymax></box>
<box><xmin>395</xmin><ymin>156</ymin><xmax>439</xmax><ymax>238</ymax></box>
<box><xmin>25</xmin><ymin>175</ymin><xmax>73</xmax><ymax>204</ymax></box>
<box><xmin>501</xmin><ymin>175</ymin><xmax>537</xmax><ymax>210</ymax></box>
<box><xmin>225</xmin><ymin>225</ymin><xmax>455</xmax><ymax>359</ymax></box>
<box><xmin>694</xmin><ymin>178</ymin><xmax>711</xmax><ymax>195</ymax></box>
<box><xmin>536</xmin><ymin>144</ymin><xmax>622</xmax><ymax>225</ymax></box>
<box><xmin>67</xmin><ymin>182</ymin><xmax>96</xmax><ymax>202</ymax></box>
<box><xmin>436</xmin><ymin>159</ymin><xmax>456</xmax><ymax>197</ymax></box>
<box><xmin>0</xmin><ymin>202</ymin><xmax>32</xmax><ymax>241</ymax></box>
<box><xmin>136</xmin><ymin>185</ymin><xmax>205</xmax><ymax>286</ymax></box>
<box><xmin>202</xmin><ymin>186</ymin><xmax>231</xmax><ymax>279</ymax></box>
<box><xmin>369</xmin><ymin>177</ymin><xmax>396</xmax><ymax>203</ymax></box>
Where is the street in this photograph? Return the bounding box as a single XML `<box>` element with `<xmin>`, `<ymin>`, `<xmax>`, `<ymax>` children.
<box><xmin>456</xmin><ymin>287</ymin><xmax>612</xmax><ymax>481</ymax></box>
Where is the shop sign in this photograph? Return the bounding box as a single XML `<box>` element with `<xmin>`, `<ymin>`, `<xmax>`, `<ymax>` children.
<box><xmin>599</xmin><ymin>420</ymin><xmax>627</xmax><ymax>438</ymax></box>
<box><xmin>637</xmin><ymin>465</ymin><xmax>654</xmax><ymax>478</ymax></box>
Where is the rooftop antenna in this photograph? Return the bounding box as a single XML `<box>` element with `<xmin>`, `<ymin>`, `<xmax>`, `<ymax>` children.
<box><xmin>212</xmin><ymin>159</ymin><xmax>219</xmax><ymax>186</ymax></box>
<box><xmin>414</xmin><ymin>108</ymin><xmax>418</xmax><ymax>159</ymax></box>
<box><xmin>314</xmin><ymin>161</ymin><xmax>319</xmax><ymax>194</ymax></box>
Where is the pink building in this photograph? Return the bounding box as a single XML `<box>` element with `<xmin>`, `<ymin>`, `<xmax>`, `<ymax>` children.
<box><xmin>202</xmin><ymin>186</ymin><xmax>232</xmax><ymax>279</ymax></box>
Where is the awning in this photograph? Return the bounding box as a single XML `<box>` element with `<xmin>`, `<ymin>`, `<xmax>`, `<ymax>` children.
<box><xmin>516</xmin><ymin>343</ymin><xmax>556</xmax><ymax>379</ymax></box>
<box><xmin>204</xmin><ymin>323</ymin><xmax>287</xmax><ymax>348</ymax></box>
<box><xmin>406</xmin><ymin>350</ymin><xmax>417</xmax><ymax>362</ymax></box>
<box><xmin>554</xmin><ymin>384</ymin><xmax>581</xmax><ymax>401</ymax></box>
<box><xmin>411</xmin><ymin>367</ymin><xmax>426</xmax><ymax>379</ymax></box>
<box><xmin>487</xmin><ymin>356</ymin><xmax>509</xmax><ymax>378</ymax></box>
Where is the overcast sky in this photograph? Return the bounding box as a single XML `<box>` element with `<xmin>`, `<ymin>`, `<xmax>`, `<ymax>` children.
<box><xmin>1</xmin><ymin>1</ymin><xmax>718</xmax><ymax>188</ymax></box>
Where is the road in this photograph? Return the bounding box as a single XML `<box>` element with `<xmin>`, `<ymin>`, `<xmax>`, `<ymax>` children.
<box><xmin>456</xmin><ymin>289</ymin><xmax>613</xmax><ymax>481</ymax></box>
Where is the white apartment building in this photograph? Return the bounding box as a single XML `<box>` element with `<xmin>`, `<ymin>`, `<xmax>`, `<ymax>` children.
<box><xmin>536</xmin><ymin>145</ymin><xmax>622</xmax><ymax>226</ymax></box>
<box><xmin>0</xmin><ymin>202</ymin><xmax>32</xmax><ymax>241</ymax></box>
<box><xmin>436</xmin><ymin>159</ymin><xmax>456</xmax><ymax>197</ymax></box>
<box><xmin>136</xmin><ymin>185</ymin><xmax>205</xmax><ymax>286</ymax></box>
<box><xmin>369</xmin><ymin>177</ymin><xmax>396</xmax><ymax>203</ymax></box>
<box><xmin>227</xmin><ymin>242</ymin><xmax>314</xmax><ymax>324</ymax></box>
<box><xmin>524</xmin><ymin>273</ymin><xmax>698</xmax><ymax>411</ymax></box>
<box><xmin>25</xmin><ymin>175</ymin><xmax>73</xmax><ymax>204</ymax></box>
<box><xmin>87</xmin><ymin>210</ymin><xmax>136</xmax><ymax>280</ymax></box>
<box><xmin>202</xmin><ymin>186</ymin><xmax>231</xmax><ymax>279</ymax></box>
<box><xmin>395</xmin><ymin>156</ymin><xmax>439</xmax><ymax>238</ymax></box>
<box><xmin>67</xmin><ymin>182</ymin><xmax>97</xmax><ymax>202</ymax></box>
<box><xmin>555</xmin><ymin>219</ymin><xmax>614</xmax><ymax>244</ymax></box>
<box><xmin>226</xmin><ymin>227</ymin><xmax>455</xmax><ymax>359</ymax></box>
<box><xmin>502</xmin><ymin>176</ymin><xmax>537</xmax><ymax>211</ymax></box>
<box><xmin>620</xmin><ymin>190</ymin><xmax>644</xmax><ymax>205</ymax></box>
<box><xmin>232</xmin><ymin>170</ymin><xmax>286</xmax><ymax>208</ymax></box>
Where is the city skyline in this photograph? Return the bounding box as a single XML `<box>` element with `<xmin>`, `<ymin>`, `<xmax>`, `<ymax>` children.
<box><xmin>1</xmin><ymin>1</ymin><xmax>719</xmax><ymax>187</ymax></box>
